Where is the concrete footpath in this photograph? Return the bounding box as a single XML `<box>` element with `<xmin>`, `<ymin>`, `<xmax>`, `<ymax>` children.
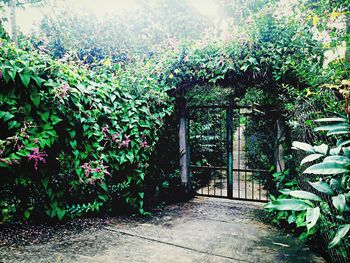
<box><xmin>0</xmin><ymin>197</ymin><xmax>326</xmax><ymax>263</ymax></box>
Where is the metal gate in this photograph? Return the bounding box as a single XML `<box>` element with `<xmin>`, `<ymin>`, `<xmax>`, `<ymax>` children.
<box><xmin>188</xmin><ymin>102</ymin><xmax>270</xmax><ymax>202</ymax></box>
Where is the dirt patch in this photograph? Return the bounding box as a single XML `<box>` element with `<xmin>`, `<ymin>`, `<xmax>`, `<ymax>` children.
<box><xmin>0</xmin><ymin>197</ymin><xmax>325</xmax><ymax>263</ymax></box>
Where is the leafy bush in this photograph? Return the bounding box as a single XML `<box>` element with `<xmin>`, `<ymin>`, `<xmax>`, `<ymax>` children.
<box><xmin>265</xmin><ymin>113</ymin><xmax>350</xmax><ymax>258</ymax></box>
<box><xmin>0</xmin><ymin>37</ymin><xmax>173</xmax><ymax>222</ymax></box>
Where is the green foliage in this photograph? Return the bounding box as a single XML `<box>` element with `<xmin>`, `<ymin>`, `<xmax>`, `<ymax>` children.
<box><xmin>0</xmin><ymin>36</ymin><xmax>173</xmax><ymax>222</ymax></box>
<box><xmin>265</xmin><ymin>115</ymin><xmax>350</xmax><ymax>253</ymax></box>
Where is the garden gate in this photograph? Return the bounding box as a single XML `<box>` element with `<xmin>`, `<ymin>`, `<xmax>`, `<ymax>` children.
<box><xmin>187</xmin><ymin>101</ymin><xmax>270</xmax><ymax>202</ymax></box>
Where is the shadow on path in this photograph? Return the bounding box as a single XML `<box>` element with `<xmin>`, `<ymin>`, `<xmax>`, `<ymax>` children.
<box><xmin>0</xmin><ymin>197</ymin><xmax>325</xmax><ymax>263</ymax></box>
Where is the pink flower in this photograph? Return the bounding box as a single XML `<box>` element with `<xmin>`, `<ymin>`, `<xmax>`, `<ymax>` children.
<box><xmin>27</xmin><ymin>148</ymin><xmax>48</xmax><ymax>170</ymax></box>
<box><xmin>183</xmin><ymin>54</ymin><xmax>189</xmax><ymax>62</ymax></box>
<box><xmin>111</xmin><ymin>132</ymin><xmax>120</xmax><ymax>142</ymax></box>
<box><xmin>34</xmin><ymin>138</ymin><xmax>39</xmax><ymax>143</ymax></box>
<box><xmin>140</xmin><ymin>140</ymin><xmax>148</xmax><ymax>148</ymax></box>
<box><xmin>119</xmin><ymin>135</ymin><xmax>131</xmax><ymax>148</ymax></box>
<box><xmin>81</xmin><ymin>162</ymin><xmax>92</xmax><ymax>177</ymax></box>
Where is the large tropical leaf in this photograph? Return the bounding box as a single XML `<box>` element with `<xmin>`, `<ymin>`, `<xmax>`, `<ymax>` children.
<box><xmin>337</xmin><ymin>139</ymin><xmax>350</xmax><ymax>147</ymax></box>
<box><xmin>313</xmin><ymin>144</ymin><xmax>328</xmax><ymax>155</ymax></box>
<box><xmin>292</xmin><ymin>141</ymin><xmax>314</xmax><ymax>153</ymax></box>
<box><xmin>303</xmin><ymin>162</ymin><xmax>349</xmax><ymax>175</ymax></box>
<box><xmin>328</xmin><ymin>224</ymin><xmax>350</xmax><ymax>249</ymax></box>
<box><xmin>315</xmin><ymin>117</ymin><xmax>347</xmax><ymax>123</ymax></box>
<box><xmin>306</xmin><ymin>207</ymin><xmax>320</xmax><ymax>231</ymax></box>
<box><xmin>280</xmin><ymin>189</ymin><xmax>322</xmax><ymax>201</ymax></box>
<box><xmin>323</xmin><ymin>155</ymin><xmax>350</xmax><ymax>165</ymax></box>
<box><xmin>314</xmin><ymin>123</ymin><xmax>349</xmax><ymax>132</ymax></box>
<box><xmin>300</xmin><ymin>154</ymin><xmax>323</xmax><ymax>166</ymax></box>
<box><xmin>309</xmin><ymin>181</ymin><xmax>334</xmax><ymax>195</ymax></box>
<box><xmin>332</xmin><ymin>194</ymin><xmax>346</xmax><ymax>214</ymax></box>
<box><xmin>264</xmin><ymin>199</ymin><xmax>313</xmax><ymax>211</ymax></box>
<box><xmin>327</xmin><ymin>128</ymin><xmax>349</xmax><ymax>136</ymax></box>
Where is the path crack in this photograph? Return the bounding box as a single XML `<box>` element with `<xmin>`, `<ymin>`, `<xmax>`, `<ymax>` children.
<box><xmin>103</xmin><ymin>227</ymin><xmax>253</xmax><ymax>262</ymax></box>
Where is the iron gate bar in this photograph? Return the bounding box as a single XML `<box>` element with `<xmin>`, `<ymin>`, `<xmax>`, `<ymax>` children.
<box><xmin>188</xmin><ymin>101</ymin><xmax>269</xmax><ymax>202</ymax></box>
<box><xmin>226</xmin><ymin>98</ymin><xmax>233</xmax><ymax>199</ymax></box>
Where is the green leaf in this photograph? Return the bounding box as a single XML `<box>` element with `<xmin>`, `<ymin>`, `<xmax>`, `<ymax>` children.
<box><xmin>313</xmin><ymin>144</ymin><xmax>328</xmax><ymax>155</ymax></box>
<box><xmin>24</xmin><ymin>210</ymin><xmax>31</xmax><ymax>220</ymax></box>
<box><xmin>328</xmin><ymin>224</ymin><xmax>350</xmax><ymax>249</ymax></box>
<box><xmin>70</xmin><ymin>140</ymin><xmax>77</xmax><ymax>149</ymax></box>
<box><xmin>306</xmin><ymin>207</ymin><xmax>320</xmax><ymax>231</ymax></box>
<box><xmin>309</xmin><ymin>181</ymin><xmax>334</xmax><ymax>195</ymax></box>
<box><xmin>292</xmin><ymin>141</ymin><xmax>314</xmax><ymax>153</ymax></box>
<box><xmin>32</xmin><ymin>75</ymin><xmax>44</xmax><ymax>86</ymax></box>
<box><xmin>300</xmin><ymin>154</ymin><xmax>323</xmax><ymax>165</ymax></box>
<box><xmin>286</xmin><ymin>190</ymin><xmax>322</xmax><ymax>201</ymax></box>
<box><xmin>303</xmin><ymin>162</ymin><xmax>349</xmax><ymax>175</ymax></box>
<box><xmin>337</xmin><ymin>139</ymin><xmax>350</xmax><ymax>147</ymax></box>
<box><xmin>315</xmin><ymin>123</ymin><xmax>349</xmax><ymax>132</ymax></box>
<box><xmin>42</xmin><ymin>177</ymin><xmax>49</xmax><ymax>189</ymax></box>
<box><xmin>20</xmin><ymin>72</ymin><xmax>31</xmax><ymax>87</ymax></box>
<box><xmin>126</xmin><ymin>152</ymin><xmax>134</xmax><ymax>163</ymax></box>
<box><xmin>264</xmin><ymin>199</ymin><xmax>312</xmax><ymax>211</ymax></box>
<box><xmin>330</xmin><ymin>147</ymin><xmax>342</xmax><ymax>156</ymax></box>
<box><xmin>30</xmin><ymin>93</ymin><xmax>40</xmax><ymax>108</ymax></box>
<box><xmin>323</xmin><ymin>155</ymin><xmax>350</xmax><ymax>165</ymax></box>
<box><xmin>50</xmin><ymin>115</ymin><xmax>63</xmax><ymax>125</ymax></box>
<box><xmin>40</xmin><ymin>112</ymin><xmax>50</xmax><ymax>122</ymax></box>
<box><xmin>332</xmin><ymin>194</ymin><xmax>346</xmax><ymax>213</ymax></box>
<box><xmin>327</xmin><ymin>128</ymin><xmax>349</xmax><ymax>136</ymax></box>
<box><xmin>315</xmin><ymin>117</ymin><xmax>346</xmax><ymax>122</ymax></box>
<box><xmin>56</xmin><ymin>207</ymin><xmax>66</xmax><ymax>220</ymax></box>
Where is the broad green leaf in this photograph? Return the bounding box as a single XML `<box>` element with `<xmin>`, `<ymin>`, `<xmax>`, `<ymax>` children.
<box><xmin>309</xmin><ymin>181</ymin><xmax>334</xmax><ymax>195</ymax></box>
<box><xmin>315</xmin><ymin>123</ymin><xmax>349</xmax><ymax>132</ymax></box>
<box><xmin>315</xmin><ymin>117</ymin><xmax>346</xmax><ymax>122</ymax></box>
<box><xmin>330</xmin><ymin>147</ymin><xmax>342</xmax><ymax>156</ymax></box>
<box><xmin>304</xmin><ymin>162</ymin><xmax>349</xmax><ymax>175</ymax></box>
<box><xmin>337</xmin><ymin>139</ymin><xmax>350</xmax><ymax>147</ymax></box>
<box><xmin>330</xmin><ymin>178</ymin><xmax>342</xmax><ymax>192</ymax></box>
<box><xmin>332</xmin><ymin>194</ymin><xmax>346</xmax><ymax>213</ymax></box>
<box><xmin>264</xmin><ymin>199</ymin><xmax>312</xmax><ymax>211</ymax></box>
<box><xmin>313</xmin><ymin>144</ymin><xmax>328</xmax><ymax>155</ymax></box>
<box><xmin>126</xmin><ymin>152</ymin><xmax>134</xmax><ymax>163</ymax></box>
<box><xmin>56</xmin><ymin>207</ymin><xmax>66</xmax><ymax>220</ymax></box>
<box><xmin>20</xmin><ymin>72</ymin><xmax>31</xmax><ymax>87</ymax></box>
<box><xmin>327</xmin><ymin>128</ymin><xmax>349</xmax><ymax>136</ymax></box>
<box><xmin>32</xmin><ymin>75</ymin><xmax>44</xmax><ymax>86</ymax></box>
<box><xmin>292</xmin><ymin>141</ymin><xmax>314</xmax><ymax>153</ymax></box>
<box><xmin>30</xmin><ymin>93</ymin><xmax>40</xmax><ymax>108</ymax></box>
<box><xmin>328</xmin><ymin>224</ymin><xmax>350</xmax><ymax>249</ymax></box>
<box><xmin>306</xmin><ymin>207</ymin><xmax>320</xmax><ymax>231</ymax></box>
<box><xmin>323</xmin><ymin>155</ymin><xmax>350</xmax><ymax>165</ymax></box>
<box><xmin>288</xmin><ymin>190</ymin><xmax>322</xmax><ymax>201</ymax></box>
<box><xmin>70</xmin><ymin>140</ymin><xmax>77</xmax><ymax>149</ymax></box>
<box><xmin>301</xmin><ymin>154</ymin><xmax>323</xmax><ymax>165</ymax></box>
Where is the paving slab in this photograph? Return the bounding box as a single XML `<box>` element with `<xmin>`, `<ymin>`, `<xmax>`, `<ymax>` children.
<box><xmin>0</xmin><ymin>197</ymin><xmax>326</xmax><ymax>263</ymax></box>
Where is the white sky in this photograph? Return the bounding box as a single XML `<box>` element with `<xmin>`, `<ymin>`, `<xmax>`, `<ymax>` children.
<box><xmin>5</xmin><ymin>0</ymin><xmax>220</xmax><ymax>34</ymax></box>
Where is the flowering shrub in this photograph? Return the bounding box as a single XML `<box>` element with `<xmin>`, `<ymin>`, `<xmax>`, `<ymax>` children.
<box><xmin>0</xmin><ymin>37</ymin><xmax>173</xmax><ymax>222</ymax></box>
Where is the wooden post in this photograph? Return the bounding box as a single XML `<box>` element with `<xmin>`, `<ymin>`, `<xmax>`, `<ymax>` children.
<box><xmin>179</xmin><ymin>98</ymin><xmax>191</xmax><ymax>193</ymax></box>
<box><xmin>274</xmin><ymin>116</ymin><xmax>286</xmax><ymax>172</ymax></box>
<box><xmin>226</xmin><ymin>96</ymin><xmax>233</xmax><ymax>198</ymax></box>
